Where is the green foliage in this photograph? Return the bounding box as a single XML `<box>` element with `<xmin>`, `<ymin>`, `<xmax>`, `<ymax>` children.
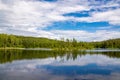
<box><xmin>92</xmin><ymin>39</ymin><xmax>120</xmax><ymax>49</ymax></box>
<box><xmin>0</xmin><ymin>34</ymin><xmax>120</xmax><ymax>50</ymax></box>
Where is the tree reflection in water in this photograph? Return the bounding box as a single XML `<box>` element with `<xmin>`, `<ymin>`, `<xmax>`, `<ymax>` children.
<box><xmin>0</xmin><ymin>49</ymin><xmax>120</xmax><ymax>63</ymax></box>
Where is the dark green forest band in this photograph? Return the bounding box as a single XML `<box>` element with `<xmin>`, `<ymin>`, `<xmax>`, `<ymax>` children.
<box><xmin>0</xmin><ymin>34</ymin><xmax>120</xmax><ymax>50</ymax></box>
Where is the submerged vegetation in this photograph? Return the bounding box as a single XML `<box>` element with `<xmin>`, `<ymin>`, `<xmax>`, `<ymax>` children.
<box><xmin>0</xmin><ymin>34</ymin><xmax>120</xmax><ymax>50</ymax></box>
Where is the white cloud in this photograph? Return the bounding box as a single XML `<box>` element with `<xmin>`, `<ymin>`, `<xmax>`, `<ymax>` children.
<box><xmin>0</xmin><ymin>0</ymin><xmax>120</xmax><ymax>41</ymax></box>
<box><xmin>74</xmin><ymin>9</ymin><xmax>120</xmax><ymax>25</ymax></box>
<box><xmin>50</xmin><ymin>30</ymin><xmax>120</xmax><ymax>41</ymax></box>
<box><xmin>0</xmin><ymin>0</ymin><xmax>89</xmax><ymax>28</ymax></box>
<box><xmin>0</xmin><ymin>27</ymin><xmax>120</xmax><ymax>41</ymax></box>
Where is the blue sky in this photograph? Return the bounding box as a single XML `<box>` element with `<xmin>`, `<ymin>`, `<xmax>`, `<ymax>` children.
<box><xmin>0</xmin><ymin>0</ymin><xmax>120</xmax><ymax>41</ymax></box>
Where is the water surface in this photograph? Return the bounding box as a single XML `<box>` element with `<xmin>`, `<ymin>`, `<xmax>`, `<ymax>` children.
<box><xmin>0</xmin><ymin>50</ymin><xmax>120</xmax><ymax>80</ymax></box>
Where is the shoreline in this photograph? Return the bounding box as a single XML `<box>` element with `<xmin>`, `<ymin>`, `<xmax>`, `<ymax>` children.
<box><xmin>0</xmin><ymin>47</ymin><xmax>120</xmax><ymax>51</ymax></box>
<box><xmin>0</xmin><ymin>47</ymin><xmax>52</xmax><ymax>50</ymax></box>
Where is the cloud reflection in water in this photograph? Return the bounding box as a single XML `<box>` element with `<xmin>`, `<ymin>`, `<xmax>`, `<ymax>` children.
<box><xmin>0</xmin><ymin>53</ymin><xmax>120</xmax><ymax>80</ymax></box>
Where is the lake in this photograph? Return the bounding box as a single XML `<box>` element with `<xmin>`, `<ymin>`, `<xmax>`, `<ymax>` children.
<box><xmin>0</xmin><ymin>49</ymin><xmax>120</xmax><ymax>80</ymax></box>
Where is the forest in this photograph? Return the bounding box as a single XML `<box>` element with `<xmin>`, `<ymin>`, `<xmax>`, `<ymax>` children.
<box><xmin>0</xmin><ymin>34</ymin><xmax>120</xmax><ymax>50</ymax></box>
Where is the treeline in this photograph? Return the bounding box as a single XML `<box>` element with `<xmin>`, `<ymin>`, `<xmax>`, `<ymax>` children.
<box><xmin>0</xmin><ymin>34</ymin><xmax>59</xmax><ymax>48</ymax></box>
<box><xmin>0</xmin><ymin>34</ymin><xmax>94</xmax><ymax>49</ymax></box>
<box><xmin>0</xmin><ymin>34</ymin><xmax>120</xmax><ymax>50</ymax></box>
<box><xmin>92</xmin><ymin>39</ymin><xmax>120</xmax><ymax>49</ymax></box>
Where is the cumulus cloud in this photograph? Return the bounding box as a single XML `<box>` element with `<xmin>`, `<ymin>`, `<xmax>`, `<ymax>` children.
<box><xmin>0</xmin><ymin>0</ymin><xmax>120</xmax><ymax>41</ymax></box>
<box><xmin>74</xmin><ymin>9</ymin><xmax>120</xmax><ymax>25</ymax></box>
<box><xmin>50</xmin><ymin>30</ymin><xmax>120</xmax><ymax>41</ymax></box>
<box><xmin>0</xmin><ymin>0</ymin><xmax>89</xmax><ymax>28</ymax></box>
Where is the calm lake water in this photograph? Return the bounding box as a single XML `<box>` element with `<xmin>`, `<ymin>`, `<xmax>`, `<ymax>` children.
<box><xmin>0</xmin><ymin>50</ymin><xmax>120</xmax><ymax>80</ymax></box>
